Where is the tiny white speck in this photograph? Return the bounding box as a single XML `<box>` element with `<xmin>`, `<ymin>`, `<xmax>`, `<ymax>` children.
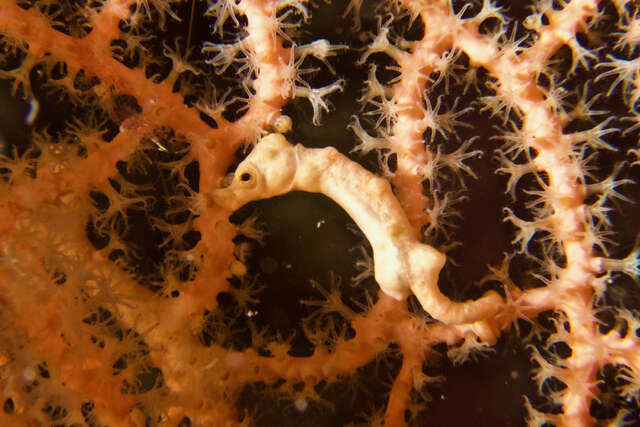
<box><xmin>23</xmin><ymin>367</ymin><xmax>36</xmax><ymax>382</ymax></box>
<box><xmin>294</xmin><ymin>398</ymin><xmax>308</xmax><ymax>412</ymax></box>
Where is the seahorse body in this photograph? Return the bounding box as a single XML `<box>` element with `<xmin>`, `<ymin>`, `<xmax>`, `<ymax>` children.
<box><xmin>212</xmin><ymin>134</ymin><xmax>501</xmax><ymax>325</ymax></box>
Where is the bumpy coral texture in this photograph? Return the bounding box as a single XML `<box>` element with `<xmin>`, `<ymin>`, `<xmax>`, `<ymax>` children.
<box><xmin>0</xmin><ymin>0</ymin><xmax>639</xmax><ymax>426</ymax></box>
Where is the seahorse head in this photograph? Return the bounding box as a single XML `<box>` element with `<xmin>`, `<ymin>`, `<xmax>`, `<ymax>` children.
<box><xmin>212</xmin><ymin>133</ymin><xmax>297</xmax><ymax>211</ymax></box>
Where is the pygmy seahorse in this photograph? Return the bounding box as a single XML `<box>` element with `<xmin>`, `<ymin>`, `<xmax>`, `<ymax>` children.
<box><xmin>212</xmin><ymin>133</ymin><xmax>502</xmax><ymax>326</ymax></box>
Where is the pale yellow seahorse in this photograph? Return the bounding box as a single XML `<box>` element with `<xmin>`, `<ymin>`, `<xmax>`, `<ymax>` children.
<box><xmin>212</xmin><ymin>133</ymin><xmax>502</xmax><ymax>329</ymax></box>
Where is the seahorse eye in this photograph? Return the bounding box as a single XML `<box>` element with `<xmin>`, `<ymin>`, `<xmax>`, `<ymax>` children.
<box><xmin>236</xmin><ymin>165</ymin><xmax>258</xmax><ymax>188</ymax></box>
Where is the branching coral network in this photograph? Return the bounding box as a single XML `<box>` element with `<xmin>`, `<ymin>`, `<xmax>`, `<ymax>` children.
<box><xmin>0</xmin><ymin>0</ymin><xmax>639</xmax><ymax>426</ymax></box>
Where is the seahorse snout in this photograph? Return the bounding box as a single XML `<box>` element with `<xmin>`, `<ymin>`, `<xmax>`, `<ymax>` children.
<box><xmin>212</xmin><ymin>185</ymin><xmax>244</xmax><ymax>211</ymax></box>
